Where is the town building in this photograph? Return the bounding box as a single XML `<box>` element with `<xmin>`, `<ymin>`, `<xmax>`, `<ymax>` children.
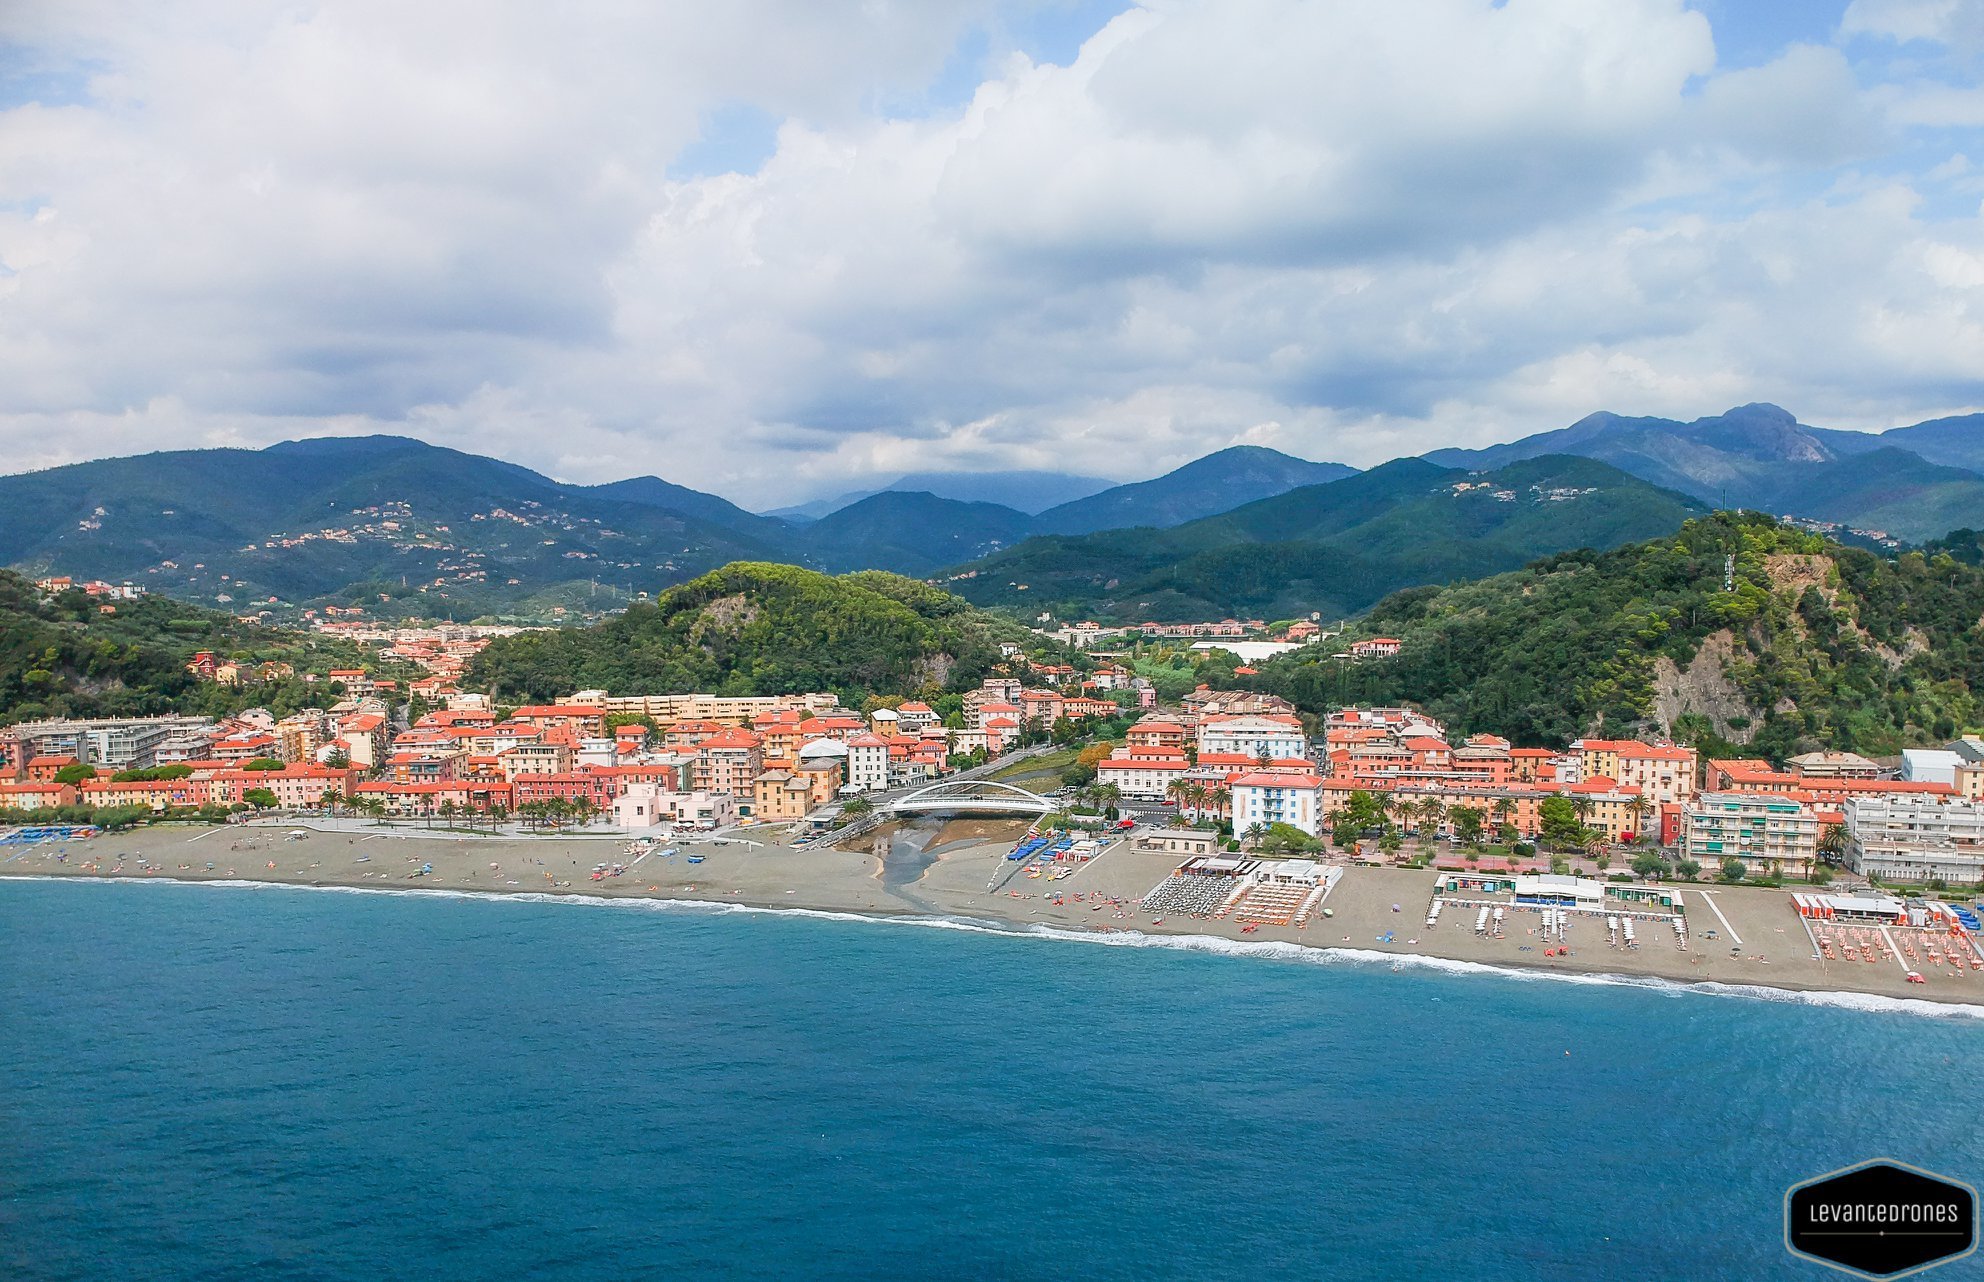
<box><xmin>1574</xmin><ymin>739</ymin><xmax>1698</xmax><ymax>805</ymax></box>
<box><xmin>1195</xmin><ymin>715</ymin><xmax>1307</xmax><ymax>761</ymax></box>
<box><xmin>1786</xmin><ymin>750</ymin><xmax>1883</xmax><ymax>780</ymax></box>
<box><xmin>1682</xmin><ymin>792</ymin><xmax>1820</xmax><ymax>879</ymax></box>
<box><xmin>612</xmin><ymin>785</ymin><xmax>737</xmax><ymax>831</ymax></box>
<box><xmin>1095</xmin><ymin>745</ymin><xmax>1190</xmax><ymax>800</ymax></box>
<box><xmin>1844</xmin><ymin>796</ymin><xmax>1984</xmax><ymax>885</ymax></box>
<box><xmin>1230</xmin><ymin>772</ymin><xmax>1324</xmax><ymax>837</ymax></box>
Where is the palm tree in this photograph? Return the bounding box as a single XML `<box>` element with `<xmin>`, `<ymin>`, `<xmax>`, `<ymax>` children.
<box><xmin>1167</xmin><ymin>778</ymin><xmax>1193</xmax><ymax>813</ymax></box>
<box><xmin>1569</xmin><ymin>794</ymin><xmax>1596</xmax><ymax>828</ymax></box>
<box><xmin>1491</xmin><ymin>796</ymin><xmax>1515</xmax><ymax>831</ymax></box>
<box><xmin>1817</xmin><ymin>823</ymin><xmax>1849</xmax><ymax>867</ymax></box>
<box><xmin>1373</xmin><ymin>790</ymin><xmax>1399</xmax><ymax>834</ymax></box>
<box><xmin>1415</xmin><ymin>797</ymin><xmax>1446</xmax><ymax>844</ymax></box>
<box><xmin>1628</xmin><ymin>795</ymin><xmax>1655</xmax><ymax>844</ymax></box>
<box><xmin>1196</xmin><ymin>784</ymin><xmax>1226</xmax><ymax>824</ymax></box>
<box><xmin>1243</xmin><ymin>821</ymin><xmax>1268</xmax><ymax>849</ymax></box>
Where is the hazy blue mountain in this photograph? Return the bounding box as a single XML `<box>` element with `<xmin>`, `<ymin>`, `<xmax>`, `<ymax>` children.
<box><xmin>766</xmin><ymin>469</ymin><xmax>1113</xmax><ymax>520</ymax></box>
<box><xmin>805</xmin><ymin>491</ymin><xmax>1038</xmax><ymax>574</ymax></box>
<box><xmin>1031</xmin><ymin>446</ymin><xmax>1358</xmax><ymax>535</ymax></box>
<box><xmin>1878</xmin><ymin>413</ymin><xmax>1984</xmax><ymax>472</ymax></box>
<box><xmin>885</xmin><ymin>469</ymin><xmax>1112</xmax><ymax>513</ymax></box>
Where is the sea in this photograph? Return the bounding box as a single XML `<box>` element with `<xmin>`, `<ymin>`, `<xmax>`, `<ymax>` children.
<box><xmin>4</xmin><ymin>879</ymin><xmax>1983</xmax><ymax>1282</ymax></box>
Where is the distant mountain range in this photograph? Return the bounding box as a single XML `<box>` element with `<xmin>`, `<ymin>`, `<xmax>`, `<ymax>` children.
<box><xmin>1030</xmin><ymin>446</ymin><xmax>1357</xmax><ymax>535</ymax></box>
<box><xmin>936</xmin><ymin>454</ymin><xmax>1707</xmax><ymax>621</ymax></box>
<box><xmin>0</xmin><ymin>436</ymin><xmax>791</xmax><ymax>619</ymax></box>
<box><xmin>799</xmin><ymin>445</ymin><xmax>1363</xmax><ymax>574</ymax></box>
<box><xmin>1426</xmin><ymin>403</ymin><xmax>1984</xmax><ymax>541</ymax></box>
<box><xmin>764</xmin><ymin>469</ymin><xmax>1114</xmax><ymax>521</ymax></box>
<box><xmin>3</xmin><ymin>403</ymin><xmax>1980</xmax><ymax>623</ymax></box>
<box><xmin>0</xmin><ymin>436</ymin><xmax>1358</xmax><ymax>617</ymax></box>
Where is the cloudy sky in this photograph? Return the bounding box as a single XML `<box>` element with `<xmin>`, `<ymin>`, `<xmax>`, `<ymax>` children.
<box><xmin>2</xmin><ymin>0</ymin><xmax>1982</xmax><ymax>506</ymax></box>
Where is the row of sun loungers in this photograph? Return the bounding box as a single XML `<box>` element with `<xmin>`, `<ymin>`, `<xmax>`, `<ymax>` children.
<box><xmin>1141</xmin><ymin>873</ymin><xmax>1241</xmax><ymax>918</ymax></box>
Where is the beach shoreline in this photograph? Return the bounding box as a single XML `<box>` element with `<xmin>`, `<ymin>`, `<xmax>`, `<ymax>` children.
<box><xmin>8</xmin><ymin>819</ymin><xmax>1983</xmax><ymax>1013</ymax></box>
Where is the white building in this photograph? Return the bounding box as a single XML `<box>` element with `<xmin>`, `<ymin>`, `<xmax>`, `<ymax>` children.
<box><xmin>1195</xmin><ymin>715</ymin><xmax>1307</xmax><ymax>761</ymax></box>
<box><xmin>844</xmin><ymin>735</ymin><xmax>891</xmax><ymax>793</ymax></box>
<box><xmin>1902</xmin><ymin>749</ymin><xmax>1966</xmax><ymax>785</ymax></box>
<box><xmin>1846</xmin><ymin>795</ymin><xmax>1984</xmax><ymax>884</ymax></box>
<box><xmin>613</xmin><ymin>784</ymin><xmax>737</xmax><ymax>831</ymax></box>
<box><xmin>1096</xmin><ymin>746</ymin><xmax>1189</xmax><ymax>801</ymax></box>
<box><xmin>576</xmin><ymin>737</ymin><xmax>622</xmax><ymax>769</ymax></box>
<box><xmin>1230</xmin><ymin>771</ymin><xmax>1323</xmax><ymax>837</ymax></box>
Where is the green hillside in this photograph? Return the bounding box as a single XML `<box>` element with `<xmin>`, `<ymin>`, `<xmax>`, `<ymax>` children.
<box><xmin>0</xmin><ymin>436</ymin><xmax>793</xmax><ymax>621</ymax></box>
<box><xmin>1247</xmin><ymin>512</ymin><xmax>1984</xmax><ymax>756</ymax></box>
<box><xmin>0</xmin><ymin>572</ymin><xmax>398</xmax><ymax>724</ymax></box>
<box><xmin>465</xmin><ymin>562</ymin><xmax>1035</xmax><ymax>705</ymax></box>
<box><xmin>939</xmin><ymin>455</ymin><xmax>1705</xmax><ymax>621</ymax></box>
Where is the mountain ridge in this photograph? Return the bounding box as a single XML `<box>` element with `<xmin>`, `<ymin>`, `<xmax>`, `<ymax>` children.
<box><xmin>937</xmin><ymin>454</ymin><xmax>1707</xmax><ymax>621</ymax></box>
<box><xmin>1425</xmin><ymin>403</ymin><xmax>1984</xmax><ymax>539</ymax></box>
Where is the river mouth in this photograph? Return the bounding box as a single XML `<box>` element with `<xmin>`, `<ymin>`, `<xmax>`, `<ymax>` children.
<box><xmin>880</xmin><ymin>817</ymin><xmax>944</xmax><ymax>887</ymax></box>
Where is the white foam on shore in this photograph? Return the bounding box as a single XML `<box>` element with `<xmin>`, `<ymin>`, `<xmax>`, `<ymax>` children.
<box><xmin>14</xmin><ymin>874</ymin><xmax>1984</xmax><ymax>1020</ymax></box>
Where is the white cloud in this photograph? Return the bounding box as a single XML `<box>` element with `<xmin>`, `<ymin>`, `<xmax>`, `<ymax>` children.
<box><xmin>1841</xmin><ymin>0</ymin><xmax>1984</xmax><ymax>51</ymax></box>
<box><xmin>0</xmin><ymin>0</ymin><xmax>1980</xmax><ymax>506</ymax></box>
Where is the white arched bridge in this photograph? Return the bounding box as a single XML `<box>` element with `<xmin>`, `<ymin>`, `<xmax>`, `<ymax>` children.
<box><xmin>888</xmin><ymin>779</ymin><xmax>1054</xmax><ymax>816</ymax></box>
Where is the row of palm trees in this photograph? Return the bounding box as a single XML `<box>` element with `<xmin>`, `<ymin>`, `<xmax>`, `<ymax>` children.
<box><xmin>314</xmin><ymin>790</ymin><xmax>598</xmax><ymax>831</ymax></box>
<box><xmin>1164</xmin><ymin>778</ymin><xmax>1231</xmax><ymax>819</ymax></box>
<box><xmin>1068</xmin><ymin>781</ymin><xmax>1123</xmax><ymax>813</ymax></box>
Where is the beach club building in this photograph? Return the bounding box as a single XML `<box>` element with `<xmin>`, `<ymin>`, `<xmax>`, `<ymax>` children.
<box><xmin>612</xmin><ymin>785</ymin><xmax>736</xmax><ymax>832</ymax></box>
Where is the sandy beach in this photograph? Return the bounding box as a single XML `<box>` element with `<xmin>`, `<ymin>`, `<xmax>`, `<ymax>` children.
<box><xmin>6</xmin><ymin>817</ymin><xmax>1981</xmax><ymax>1010</ymax></box>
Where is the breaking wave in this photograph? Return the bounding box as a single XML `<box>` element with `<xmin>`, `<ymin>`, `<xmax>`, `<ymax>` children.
<box><xmin>13</xmin><ymin>873</ymin><xmax>1984</xmax><ymax>1019</ymax></box>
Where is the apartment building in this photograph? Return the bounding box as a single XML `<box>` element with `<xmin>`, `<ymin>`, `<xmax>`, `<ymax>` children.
<box><xmin>1845</xmin><ymin>796</ymin><xmax>1984</xmax><ymax>884</ymax></box>
<box><xmin>1682</xmin><ymin>791</ymin><xmax>1820</xmax><ymax>879</ymax></box>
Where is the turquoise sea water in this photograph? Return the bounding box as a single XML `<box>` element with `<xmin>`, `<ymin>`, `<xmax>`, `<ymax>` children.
<box><xmin>4</xmin><ymin>879</ymin><xmax>1983</xmax><ymax>1281</ymax></box>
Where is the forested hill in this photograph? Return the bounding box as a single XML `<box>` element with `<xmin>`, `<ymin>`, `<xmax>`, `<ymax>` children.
<box><xmin>1248</xmin><ymin>513</ymin><xmax>1984</xmax><ymax>757</ymax></box>
<box><xmin>940</xmin><ymin>454</ymin><xmax>1705</xmax><ymax>621</ymax></box>
<box><xmin>0</xmin><ymin>571</ymin><xmax>391</xmax><ymax>724</ymax></box>
<box><xmin>465</xmin><ymin>562</ymin><xmax>1034</xmax><ymax>705</ymax></box>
